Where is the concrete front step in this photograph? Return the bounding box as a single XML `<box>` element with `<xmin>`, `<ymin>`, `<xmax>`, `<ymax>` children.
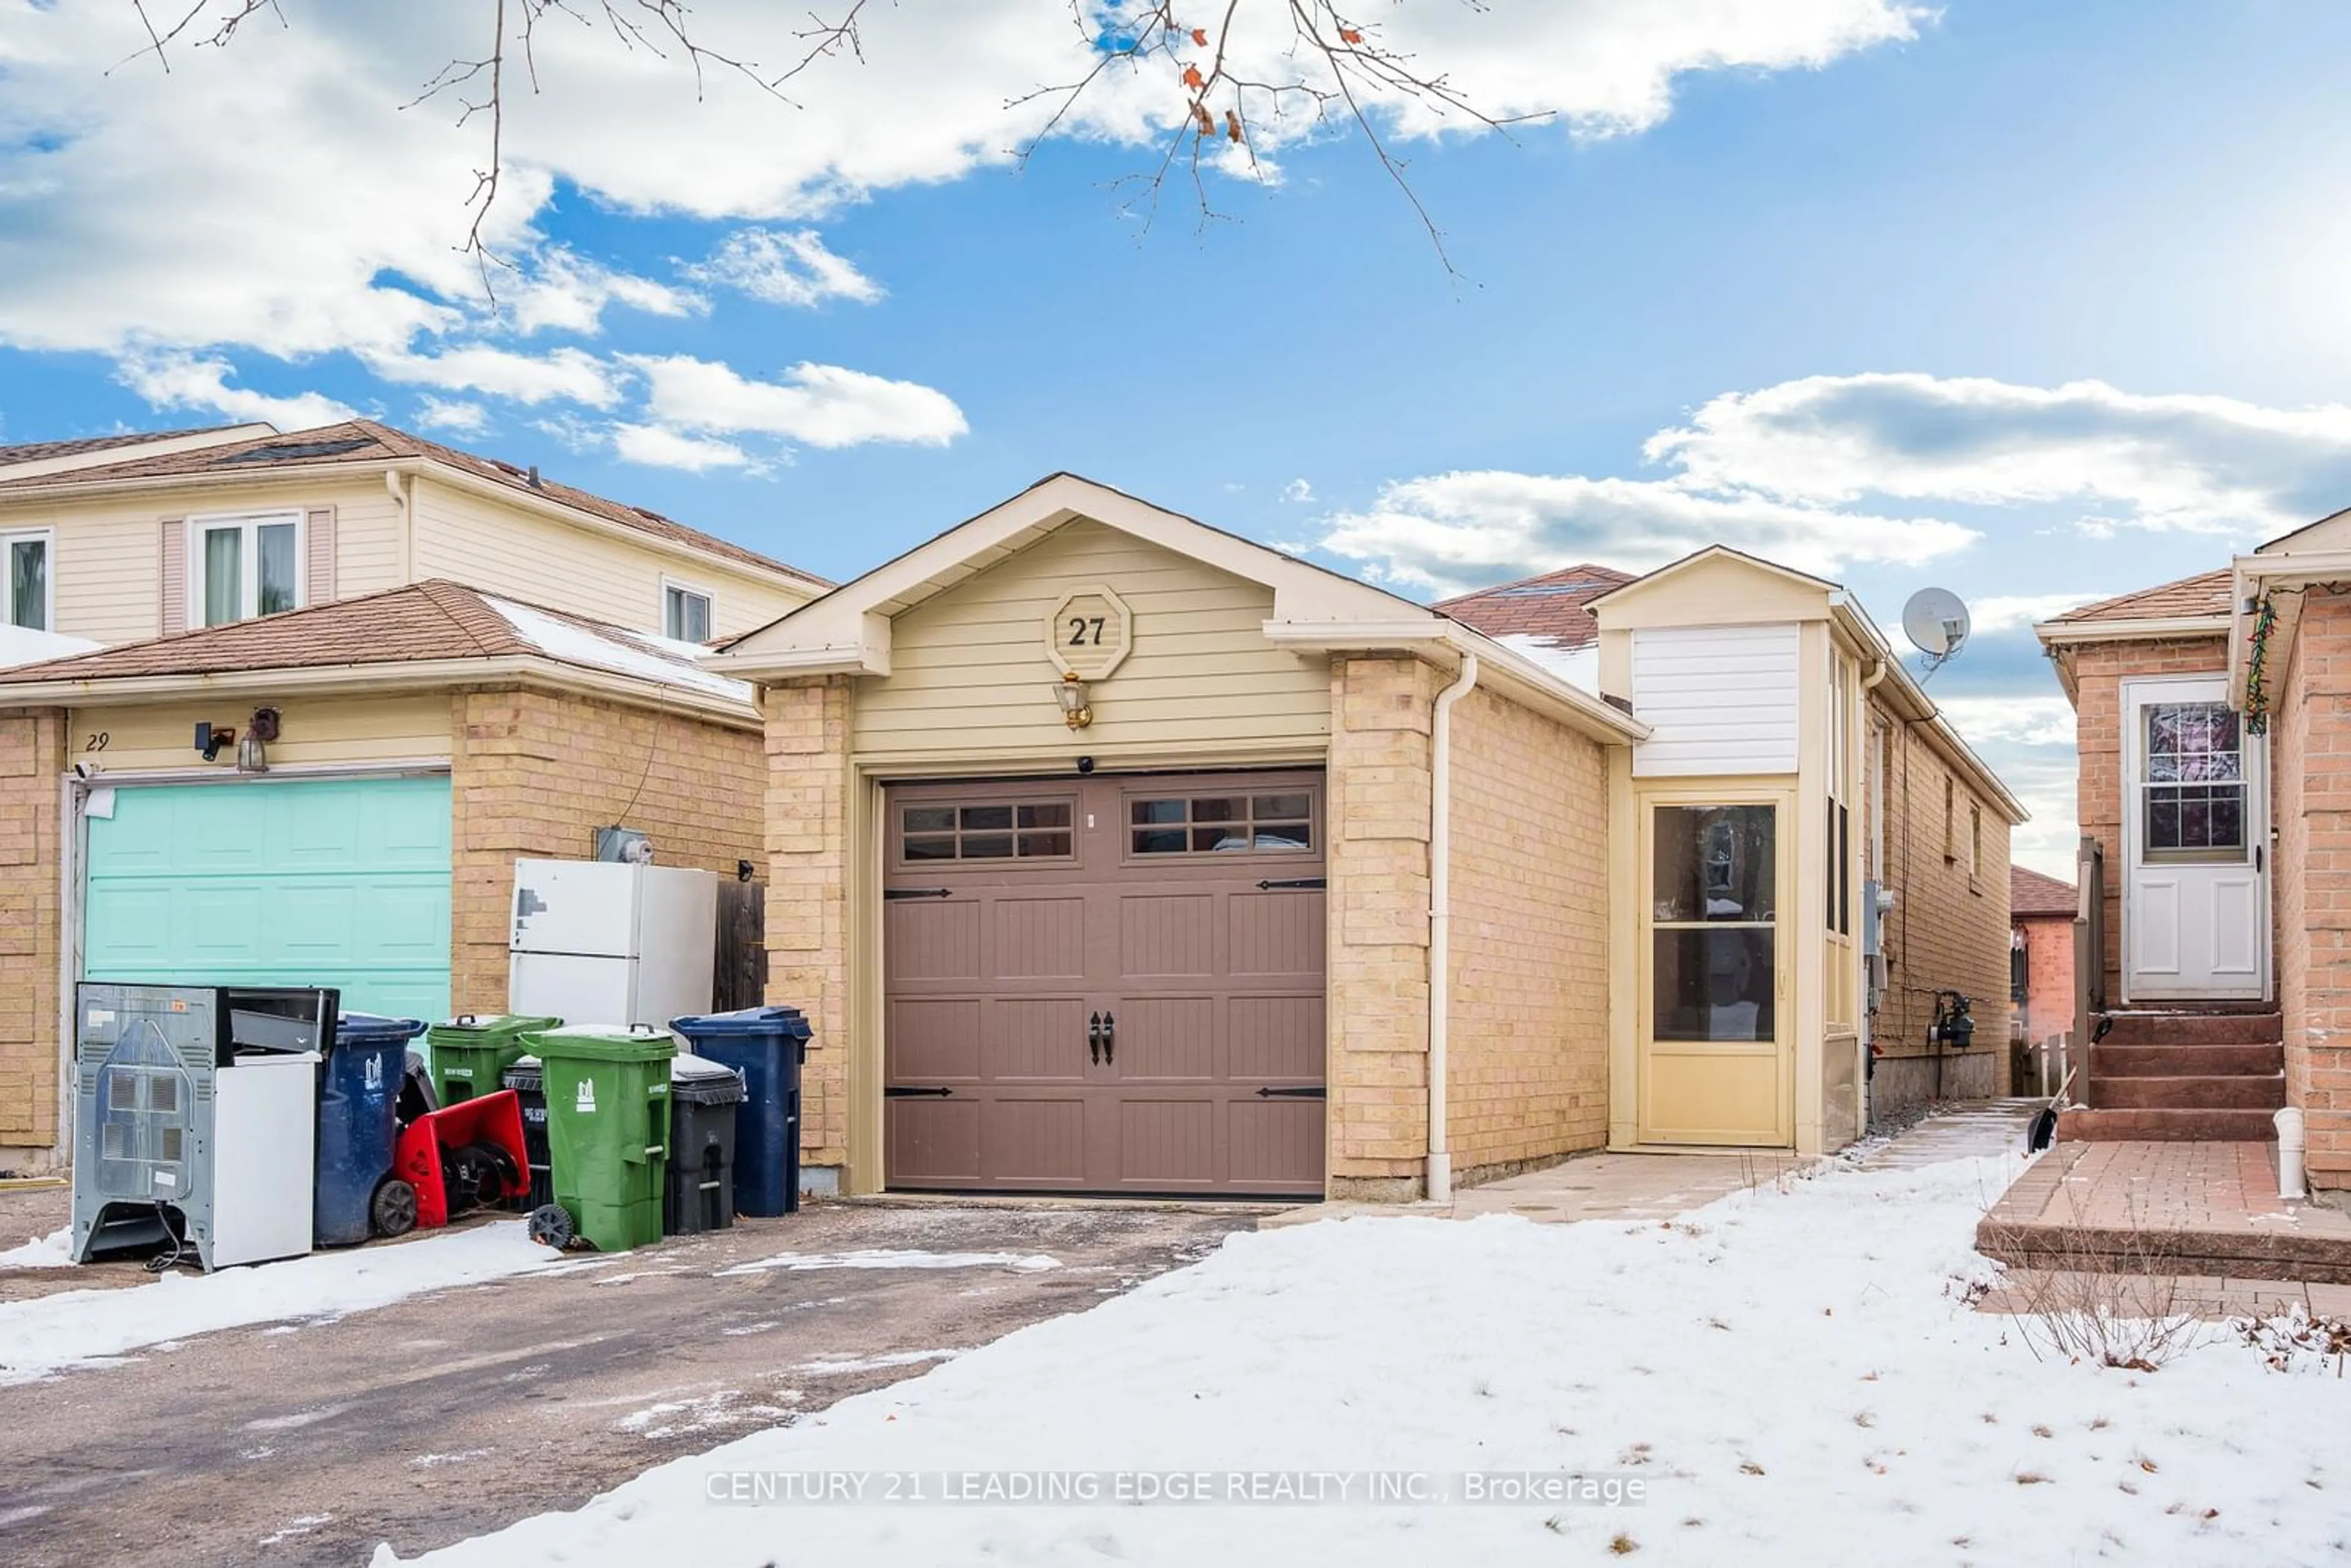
<box><xmin>2094</xmin><ymin>1073</ymin><xmax>2287</xmax><ymax>1111</ymax></box>
<box><xmin>2091</xmin><ymin>1041</ymin><xmax>2285</xmax><ymax>1078</ymax></box>
<box><xmin>2058</xmin><ymin>1107</ymin><xmax>2281</xmax><ymax>1141</ymax></box>
<box><xmin>2099</xmin><ymin>1010</ymin><xmax>2282</xmax><ymax>1046</ymax></box>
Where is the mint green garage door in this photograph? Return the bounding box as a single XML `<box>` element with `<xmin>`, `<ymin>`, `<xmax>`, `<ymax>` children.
<box><xmin>83</xmin><ymin>776</ymin><xmax>454</xmax><ymax>1021</ymax></box>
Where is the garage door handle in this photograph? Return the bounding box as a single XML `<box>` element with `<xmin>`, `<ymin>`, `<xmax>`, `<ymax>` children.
<box><xmin>1255</xmin><ymin>877</ymin><xmax>1326</xmax><ymax>891</ymax></box>
<box><xmin>1087</xmin><ymin>1011</ymin><xmax>1102</xmax><ymax>1065</ymax></box>
<box><xmin>885</xmin><ymin>1085</ymin><xmax>955</xmax><ymax>1098</ymax></box>
<box><xmin>1102</xmin><ymin>1011</ymin><xmax>1114</xmax><ymax>1065</ymax></box>
<box><xmin>1254</xmin><ymin>1086</ymin><xmax>1327</xmax><ymax>1100</ymax></box>
<box><xmin>885</xmin><ymin>888</ymin><xmax>953</xmax><ymax>901</ymax></box>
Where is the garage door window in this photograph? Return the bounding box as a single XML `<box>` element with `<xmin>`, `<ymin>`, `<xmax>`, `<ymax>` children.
<box><xmin>901</xmin><ymin>800</ymin><xmax>1073</xmax><ymax>861</ymax></box>
<box><xmin>1131</xmin><ymin>792</ymin><xmax>1314</xmax><ymax>855</ymax></box>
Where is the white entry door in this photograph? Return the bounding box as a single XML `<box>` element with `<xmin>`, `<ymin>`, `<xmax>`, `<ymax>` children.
<box><xmin>2123</xmin><ymin>676</ymin><xmax>2267</xmax><ymax>1000</ymax></box>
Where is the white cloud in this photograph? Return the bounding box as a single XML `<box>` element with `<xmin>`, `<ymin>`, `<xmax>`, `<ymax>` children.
<box><xmin>1281</xmin><ymin>478</ymin><xmax>1315</xmax><ymax>504</ymax></box>
<box><xmin>692</xmin><ymin>230</ymin><xmax>880</xmax><ymax>309</ymax></box>
<box><xmin>360</xmin><ymin>345</ymin><xmax>627</xmax><ymax>408</ymax></box>
<box><xmin>0</xmin><ymin>2</ymin><xmax>1919</xmax><ymax>372</ymax></box>
<box><xmin>1646</xmin><ymin>373</ymin><xmax>2351</xmax><ymax>538</ymax></box>
<box><xmin>609</xmin><ymin>423</ymin><xmax>756</xmax><ymax>473</ymax></box>
<box><xmin>1969</xmin><ymin>593</ymin><xmax>2104</xmax><ymax>634</ymax></box>
<box><xmin>113</xmin><ymin>351</ymin><xmax>353</xmax><ymax>430</ymax></box>
<box><xmin>413</xmin><ymin>397</ymin><xmax>490</xmax><ymax>436</ymax></box>
<box><xmin>1319</xmin><ymin>470</ymin><xmax>1976</xmax><ymax>595</ymax></box>
<box><xmin>626</xmin><ymin>355</ymin><xmax>967</xmax><ymax>448</ymax></box>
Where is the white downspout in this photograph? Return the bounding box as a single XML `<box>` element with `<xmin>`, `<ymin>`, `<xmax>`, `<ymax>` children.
<box><xmin>1427</xmin><ymin>650</ymin><xmax>1479</xmax><ymax>1205</ymax></box>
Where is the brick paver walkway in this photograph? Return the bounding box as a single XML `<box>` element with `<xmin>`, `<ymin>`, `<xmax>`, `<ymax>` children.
<box><xmin>1978</xmin><ymin>1139</ymin><xmax>2351</xmax><ymax>1285</ymax></box>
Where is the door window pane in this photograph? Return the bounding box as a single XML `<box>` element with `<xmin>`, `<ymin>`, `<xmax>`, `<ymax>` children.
<box><xmin>8</xmin><ymin>538</ymin><xmax>45</xmax><ymax>631</ymax></box>
<box><xmin>202</xmin><ymin>528</ymin><xmax>242</xmax><ymax>626</ymax></box>
<box><xmin>1652</xmin><ymin>805</ymin><xmax>1775</xmax><ymax>922</ymax></box>
<box><xmin>257</xmin><ymin>522</ymin><xmax>298</xmax><ymax>615</ymax></box>
<box><xmin>1652</xmin><ymin>928</ymin><xmax>1777</xmax><ymax>1041</ymax></box>
<box><xmin>2142</xmin><ymin>701</ymin><xmax>2248</xmax><ymax>860</ymax></box>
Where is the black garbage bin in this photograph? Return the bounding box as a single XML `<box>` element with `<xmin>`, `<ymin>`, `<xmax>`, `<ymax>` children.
<box><xmin>665</xmin><ymin>1054</ymin><xmax>746</xmax><ymax>1236</ymax></box>
<box><xmin>501</xmin><ymin>1056</ymin><xmax>552</xmax><ymax>1212</ymax></box>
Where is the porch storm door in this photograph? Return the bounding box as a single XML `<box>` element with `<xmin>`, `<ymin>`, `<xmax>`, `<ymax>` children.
<box><xmin>1638</xmin><ymin>800</ymin><xmax>1791</xmax><ymax>1147</ymax></box>
<box><xmin>2123</xmin><ymin>677</ymin><xmax>2267</xmax><ymax>1001</ymax></box>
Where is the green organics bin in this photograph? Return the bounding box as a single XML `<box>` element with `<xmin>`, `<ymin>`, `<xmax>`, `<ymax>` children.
<box><xmin>528</xmin><ymin>1024</ymin><xmax>675</xmax><ymax>1253</ymax></box>
<box><xmin>427</xmin><ymin>1014</ymin><xmax>563</xmax><ymax>1107</ymax></box>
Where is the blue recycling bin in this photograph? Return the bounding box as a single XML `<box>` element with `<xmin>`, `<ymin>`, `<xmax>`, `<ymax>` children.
<box><xmin>667</xmin><ymin>1007</ymin><xmax>811</xmax><ymax>1216</ymax></box>
<box><xmin>316</xmin><ymin>1013</ymin><xmax>427</xmax><ymax>1245</ymax></box>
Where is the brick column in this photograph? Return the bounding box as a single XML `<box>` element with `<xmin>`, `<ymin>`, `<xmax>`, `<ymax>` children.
<box><xmin>0</xmin><ymin>708</ymin><xmax>66</xmax><ymax>1163</ymax></box>
<box><xmin>1326</xmin><ymin>656</ymin><xmax>1437</xmax><ymax>1199</ymax></box>
<box><xmin>2279</xmin><ymin>598</ymin><xmax>2351</xmax><ymax>1188</ymax></box>
<box><xmin>763</xmin><ymin>677</ymin><xmax>853</xmax><ymax>1179</ymax></box>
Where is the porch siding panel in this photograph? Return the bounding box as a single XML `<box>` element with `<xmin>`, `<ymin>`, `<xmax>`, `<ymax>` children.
<box><xmin>1630</xmin><ymin>623</ymin><xmax>1801</xmax><ymax>776</ymax></box>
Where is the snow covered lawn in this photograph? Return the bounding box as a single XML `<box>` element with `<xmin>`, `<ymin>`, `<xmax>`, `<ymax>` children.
<box><xmin>0</xmin><ymin>1220</ymin><xmax>572</xmax><ymax>1384</ymax></box>
<box><xmin>381</xmin><ymin>1155</ymin><xmax>2349</xmax><ymax>1567</ymax></box>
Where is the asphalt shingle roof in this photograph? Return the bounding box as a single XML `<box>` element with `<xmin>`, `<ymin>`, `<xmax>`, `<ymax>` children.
<box><xmin>2011</xmin><ymin>863</ymin><xmax>2078</xmax><ymax>918</ymax></box>
<box><xmin>0</xmin><ymin>419</ymin><xmax>828</xmax><ymax>590</ymax></box>
<box><xmin>1433</xmin><ymin>563</ymin><xmax>1637</xmax><ymax>651</ymax></box>
<box><xmin>2044</xmin><ymin>569</ymin><xmax>2233</xmax><ymax>625</ymax></box>
<box><xmin>0</xmin><ymin>426</ymin><xmax>248</xmax><ymax>466</ymax></box>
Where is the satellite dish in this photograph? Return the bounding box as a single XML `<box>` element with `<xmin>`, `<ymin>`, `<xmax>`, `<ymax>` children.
<box><xmin>1902</xmin><ymin>587</ymin><xmax>1971</xmax><ymax>662</ymax></box>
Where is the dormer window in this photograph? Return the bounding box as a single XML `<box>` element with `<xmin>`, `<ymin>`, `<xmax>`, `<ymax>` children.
<box><xmin>192</xmin><ymin>512</ymin><xmax>301</xmax><ymax>626</ymax></box>
<box><xmin>663</xmin><ymin>581</ymin><xmax>712</xmax><ymax>643</ymax></box>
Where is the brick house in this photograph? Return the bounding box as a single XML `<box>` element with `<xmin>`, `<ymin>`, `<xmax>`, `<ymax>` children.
<box><xmin>2009</xmin><ymin>864</ymin><xmax>2077</xmax><ymax>1088</ymax></box>
<box><xmin>2036</xmin><ymin>553</ymin><xmax>2345</xmax><ymax>1184</ymax></box>
<box><xmin>713</xmin><ymin>476</ymin><xmax>2024</xmax><ymax>1200</ymax></box>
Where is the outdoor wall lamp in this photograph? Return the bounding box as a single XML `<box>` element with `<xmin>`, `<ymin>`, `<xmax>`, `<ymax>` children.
<box><xmin>1052</xmin><ymin>672</ymin><xmax>1093</xmax><ymax>729</ymax></box>
<box><xmin>238</xmin><ymin>706</ymin><xmax>281</xmax><ymax>773</ymax></box>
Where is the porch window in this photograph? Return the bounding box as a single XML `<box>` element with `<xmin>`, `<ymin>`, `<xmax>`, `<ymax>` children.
<box><xmin>2142</xmin><ymin>702</ymin><xmax>2246</xmax><ymax>861</ymax></box>
<box><xmin>193</xmin><ymin>513</ymin><xmax>301</xmax><ymax>626</ymax></box>
<box><xmin>1652</xmin><ymin>805</ymin><xmax>1777</xmax><ymax>1042</ymax></box>
<box><xmin>3</xmin><ymin>531</ymin><xmax>47</xmax><ymax>631</ymax></box>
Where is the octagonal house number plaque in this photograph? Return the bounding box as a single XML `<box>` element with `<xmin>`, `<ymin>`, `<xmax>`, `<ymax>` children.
<box><xmin>1044</xmin><ymin>585</ymin><xmax>1134</xmax><ymax>682</ymax></box>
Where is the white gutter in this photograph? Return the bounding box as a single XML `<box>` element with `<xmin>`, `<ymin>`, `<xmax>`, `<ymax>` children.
<box><xmin>2032</xmin><ymin>613</ymin><xmax>2231</xmax><ymax>646</ymax></box>
<box><xmin>1425</xmin><ymin>651</ymin><xmax>1478</xmax><ymax>1206</ymax></box>
<box><xmin>1259</xmin><ymin>619</ymin><xmax>1648</xmax><ymax>746</ymax></box>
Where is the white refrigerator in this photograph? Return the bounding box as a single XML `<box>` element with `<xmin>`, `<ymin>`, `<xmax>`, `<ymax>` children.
<box><xmin>508</xmin><ymin>858</ymin><xmax>718</xmax><ymax>1028</ymax></box>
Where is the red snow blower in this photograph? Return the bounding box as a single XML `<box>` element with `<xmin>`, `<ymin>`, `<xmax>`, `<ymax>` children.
<box><xmin>392</xmin><ymin>1089</ymin><xmax>531</xmax><ymax>1228</ymax></box>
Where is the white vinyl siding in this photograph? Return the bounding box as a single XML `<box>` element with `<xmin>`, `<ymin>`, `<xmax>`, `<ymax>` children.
<box><xmin>1629</xmin><ymin>623</ymin><xmax>1800</xmax><ymax>778</ymax></box>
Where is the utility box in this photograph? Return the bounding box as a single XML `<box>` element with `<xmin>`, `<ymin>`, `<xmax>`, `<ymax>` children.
<box><xmin>71</xmin><ymin>984</ymin><xmax>332</xmax><ymax>1272</ymax></box>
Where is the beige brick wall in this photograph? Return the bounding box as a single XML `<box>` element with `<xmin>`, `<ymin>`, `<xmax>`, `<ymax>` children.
<box><xmin>761</xmin><ymin>677</ymin><xmax>853</xmax><ymax>1174</ymax></box>
<box><xmin>1867</xmin><ymin>702</ymin><xmax>2013</xmax><ymax>1115</ymax></box>
<box><xmin>2274</xmin><ymin>598</ymin><xmax>2351</xmax><ymax>1184</ymax></box>
<box><xmin>2066</xmin><ymin>635</ymin><xmax>2235</xmax><ymax>1000</ymax></box>
<box><xmin>1442</xmin><ymin>685</ymin><xmax>1610</xmax><ymax>1182</ymax></box>
<box><xmin>449</xmin><ymin>686</ymin><xmax>765</xmax><ymax>1015</ymax></box>
<box><xmin>1325</xmin><ymin>656</ymin><xmax>1437</xmax><ymax>1198</ymax></box>
<box><xmin>0</xmin><ymin>708</ymin><xmax>64</xmax><ymax>1161</ymax></box>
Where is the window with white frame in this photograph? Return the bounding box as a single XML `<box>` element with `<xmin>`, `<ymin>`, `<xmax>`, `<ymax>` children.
<box><xmin>192</xmin><ymin>513</ymin><xmax>302</xmax><ymax>626</ymax></box>
<box><xmin>662</xmin><ymin>582</ymin><xmax>712</xmax><ymax>643</ymax></box>
<box><xmin>2</xmin><ymin>530</ymin><xmax>50</xmax><ymax>632</ymax></box>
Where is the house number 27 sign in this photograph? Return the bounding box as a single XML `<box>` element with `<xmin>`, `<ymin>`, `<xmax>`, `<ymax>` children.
<box><xmin>1043</xmin><ymin>585</ymin><xmax>1134</xmax><ymax>681</ymax></box>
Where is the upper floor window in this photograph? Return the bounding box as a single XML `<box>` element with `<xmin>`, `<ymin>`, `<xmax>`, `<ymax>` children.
<box><xmin>192</xmin><ymin>512</ymin><xmax>301</xmax><ymax>626</ymax></box>
<box><xmin>663</xmin><ymin>582</ymin><xmax>712</xmax><ymax>643</ymax></box>
<box><xmin>4</xmin><ymin>530</ymin><xmax>48</xmax><ymax>631</ymax></box>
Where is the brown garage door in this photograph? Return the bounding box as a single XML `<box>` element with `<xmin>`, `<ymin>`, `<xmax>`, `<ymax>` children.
<box><xmin>883</xmin><ymin>770</ymin><xmax>1326</xmax><ymax>1196</ymax></box>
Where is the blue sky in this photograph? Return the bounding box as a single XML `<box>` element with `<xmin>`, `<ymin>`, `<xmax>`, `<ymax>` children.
<box><xmin>6</xmin><ymin>0</ymin><xmax>2349</xmax><ymax>871</ymax></box>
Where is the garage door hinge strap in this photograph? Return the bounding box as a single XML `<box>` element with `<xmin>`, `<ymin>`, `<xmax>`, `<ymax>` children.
<box><xmin>885</xmin><ymin>1086</ymin><xmax>955</xmax><ymax>1098</ymax></box>
<box><xmin>884</xmin><ymin>888</ymin><xmax>954</xmax><ymax>901</ymax></box>
<box><xmin>1254</xmin><ymin>1086</ymin><xmax>1327</xmax><ymax>1099</ymax></box>
<box><xmin>1254</xmin><ymin>877</ymin><xmax>1327</xmax><ymax>891</ymax></box>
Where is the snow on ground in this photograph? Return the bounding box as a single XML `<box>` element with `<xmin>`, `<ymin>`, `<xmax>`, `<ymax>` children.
<box><xmin>381</xmin><ymin>1155</ymin><xmax>2351</xmax><ymax>1568</ymax></box>
<box><xmin>714</xmin><ymin>1248</ymin><xmax>1062</xmax><ymax>1277</ymax></box>
<box><xmin>0</xmin><ymin>1225</ymin><xmax>74</xmax><ymax>1267</ymax></box>
<box><xmin>0</xmin><ymin>1221</ymin><xmax>571</xmax><ymax>1385</ymax></box>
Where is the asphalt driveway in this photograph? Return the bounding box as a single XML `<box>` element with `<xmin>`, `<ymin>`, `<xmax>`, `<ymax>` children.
<box><xmin>0</xmin><ymin>1187</ymin><xmax>1256</xmax><ymax>1567</ymax></box>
